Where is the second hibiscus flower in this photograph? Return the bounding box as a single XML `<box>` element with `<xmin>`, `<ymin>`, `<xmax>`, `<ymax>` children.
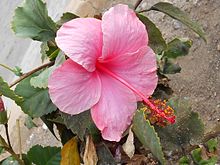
<box><xmin>48</xmin><ymin>4</ymin><xmax>158</xmax><ymax>141</ymax></box>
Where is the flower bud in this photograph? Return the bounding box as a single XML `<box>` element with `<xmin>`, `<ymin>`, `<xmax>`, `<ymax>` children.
<box><xmin>0</xmin><ymin>97</ymin><xmax>7</xmax><ymax>124</ymax></box>
<box><xmin>0</xmin><ymin>97</ymin><xmax>5</xmax><ymax>112</ymax></box>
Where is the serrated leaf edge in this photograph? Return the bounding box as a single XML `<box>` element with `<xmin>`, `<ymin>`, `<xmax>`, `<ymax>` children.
<box><xmin>133</xmin><ymin>110</ymin><xmax>166</xmax><ymax>164</ymax></box>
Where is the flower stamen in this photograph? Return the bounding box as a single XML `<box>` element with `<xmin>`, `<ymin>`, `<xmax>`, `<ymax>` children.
<box><xmin>96</xmin><ymin>63</ymin><xmax>175</xmax><ymax>124</ymax></box>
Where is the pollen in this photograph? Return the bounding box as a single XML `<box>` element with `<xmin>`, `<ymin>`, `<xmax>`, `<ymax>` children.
<box><xmin>143</xmin><ymin>99</ymin><xmax>176</xmax><ymax>127</ymax></box>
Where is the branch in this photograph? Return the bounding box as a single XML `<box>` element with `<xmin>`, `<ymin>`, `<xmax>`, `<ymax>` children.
<box><xmin>0</xmin><ymin>64</ymin><xmax>14</xmax><ymax>73</ymax></box>
<box><xmin>0</xmin><ymin>135</ymin><xmax>24</xmax><ymax>165</ymax></box>
<box><xmin>4</xmin><ymin>124</ymin><xmax>12</xmax><ymax>149</ymax></box>
<box><xmin>9</xmin><ymin>61</ymin><xmax>54</xmax><ymax>88</ymax></box>
<box><xmin>16</xmin><ymin>119</ymin><xmax>22</xmax><ymax>160</ymax></box>
<box><xmin>137</xmin><ymin>8</ymin><xmax>151</xmax><ymax>13</ymax></box>
<box><xmin>134</xmin><ymin>0</ymin><xmax>143</xmax><ymax>10</ymax></box>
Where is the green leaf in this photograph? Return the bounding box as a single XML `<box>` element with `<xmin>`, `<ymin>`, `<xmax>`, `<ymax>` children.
<box><xmin>0</xmin><ymin>77</ymin><xmax>23</xmax><ymax>102</ymax></box>
<box><xmin>22</xmin><ymin>154</ymin><xmax>33</xmax><ymax>165</ymax></box>
<box><xmin>97</xmin><ymin>143</ymin><xmax>116</xmax><ymax>165</ymax></box>
<box><xmin>151</xmin><ymin>2</ymin><xmax>206</xmax><ymax>41</ymax></box>
<box><xmin>12</xmin><ymin>0</ymin><xmax>57</xmax><ymax>41</ymax></box>
<box><xmin>1</xmin><ymin>157</ymin><xmax>19</xmax><ymax>165</ymax></box>
<box><xmin>13</xmin><ymin>66</ymin><xmax>23</xmax><ymax>76</ymax></box>
<box><xmin>57</xmin><ymin>12</ymin><xmax>79</xmax><ymax>26</ymax></box>
<box><xmin>41</xmin><ymin>115</ymin><xmax>59</xmax><ymax>140</ymax></box>
<box><xmin>27</xmin><ymin>145</ymin><xmax>61</xmax><ymax>165</ymax></box>
<box><xmin>15</xmin><ymin>72</ymin><xmax>57</xmax><ymax>118</ymax></box>
<box><xmin>61</xmin><ymin>111</ymin><xmax>99</xmax><ymax>141</ymax></box>
<box><xmin>192</xmin><ymin>148</ymin><xmax>202</xmax><ymax>164</ymax></box>
<box><xmin>40</xmin><ymin>42</ymin><xmax>59</xmax><ymax>62</ymax></box>
<box><xmin>206</xmin><ymin>138</ymin><xmax>218</xmax><ymax>153</ymax></box>
<box><xmin>160</xmin><ymin>58</ymin><xmax>182</xmax><ymax>74</ymax></box>
<box><xmin>24</xmin><ymin>116</ymin><xmax>37</xmax><ymax>129</ymax></box>
<box><xmin>137</xmin><ymin>14</ymin><xmax>167</xmax><ymax>54</ymax></box>
<box><xmin>30</xmin><ymin>68</ymin><xmax>51</xmax><ymax>89</ymax></box>
<box><xmin>132</xmin><ymin>110</ymin><xmax>166</xmax><ymax>164</ymax></box>
<box><xmin>163</xmin><ymin>38</ymin><xmax>192</xmax><ymax>58</ymax></box>
<box><xmin>156</xmin><ymin>97</ymin><xmax>204</xmax><ymax>149</ymax></box>
<box><xmin>30</xmin><ymin>52</ymin><xmax>65</xmax><ymax>89</ymax></box>
<box><xmin>41</xmin><ymin>42</ymin><xmax>50</xmax><ymax>62</ymax></box>
<box><xmin>179</xmin><ymin>156</ymin><xmax>190</xmax><ymax>165</ymax></box>
<box><xmin>191</xmin><ymin>147</ymin><xmax>217</xmax><ymax>165</ymax></box>
<box><xmin>199</xmin><ymin>157</ymin><xmax>218</xmax><ymax>165</ymax></box>
<box><xmin>0</xmin><ymin>111</ymin><xmax>8</xmax><ymax>124</ymax></box>
<box><xmin>0</xmin><ymin>146</ymin><xmax>4</xmax><ymax>154</ymax></box>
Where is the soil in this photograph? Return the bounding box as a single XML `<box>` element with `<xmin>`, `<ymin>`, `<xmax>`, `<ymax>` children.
<box><xmin>0</xmin><ymin>0</ymin><xmax>219</xmax><ymax>162</ymax></box>
<box><xmin>145</xmin><ymin>0</ymin><xmax>220</xmax><ymax>132</ymax></box>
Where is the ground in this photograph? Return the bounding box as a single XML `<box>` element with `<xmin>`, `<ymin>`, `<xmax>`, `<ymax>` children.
<box><xmin>0</xmin><ymin>0</ymin><xmax>219</xmax><ymax>162</ymax></box>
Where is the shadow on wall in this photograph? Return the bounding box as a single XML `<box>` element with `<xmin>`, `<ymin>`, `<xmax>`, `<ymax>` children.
<box><xmin>66</xmin><ymin>0</ymin><xmax>136</xmax><ymax>17</ymax></box>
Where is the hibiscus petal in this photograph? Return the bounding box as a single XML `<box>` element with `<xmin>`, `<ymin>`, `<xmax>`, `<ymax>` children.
<box><xmin>55</xmin><ymin>18</ymin><xmax>102</xmax><ymax>72</ymax></box>
<box><xmin>101</xmin><ymin>4</ymin><xmax>148</xmax><ymax>60</ymax></box>
<box><xmin>48</xmin><ymin>59</ymin><xmax>101</xmax><ymax>114</ymax></box>
<box><xmin>103</xmin><ymin>46</ymin><xmax>158</xmax><ymax>100</ymax></box>
<box><xmin>91</xmin><ymin>72</ymin><xmax>137</xmax><ymax>142</ymax></box>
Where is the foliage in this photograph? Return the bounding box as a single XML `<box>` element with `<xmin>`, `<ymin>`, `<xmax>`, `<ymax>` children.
<box><xmin>96</xmin><ymin>143</ymin><xmax>116</xmax><ymax>165</ymax></box>
<box><xmin>191</xmin><ymin>147</ymin><xmax>218</xmax><ymax>165</ymax></box>
<box><xmin>133</xmin><ymin>110</ymin><xmax>166</xmax><ymax>164</ymax></box>
<box><xmin>150</xmin><ymin>2</ymin><xmax>206</xmax><ymax>41</ymax></box>
<box><xmin>0</xmin><ymin>77</ymin><xmax>23</xmax><ymax>102</ymax></box>
<box><xmin>1</xmin><ymin>157</ymin><xmax>19</xmax><ymax>165</ymax></box>
<box><xmin>137</xmin><ymin>14</ymin><xmax>167</xmax><ymax>54</ymax></box>
<box><xmin>27</xmin><ymin>145</ymin><xmax>61</xmax><ymax>165</ymax></box>
<box><xmin>179</xmin><ymin>156</ymin><xmax>190</xmax><ymax>165</ymax></box>
<box><xmin>156</xmin><ymin>97</ymin><xmax>204</xmax><ymax>149</ymax></box>
<box><xmin>30</xmin><ymin>52</ymin><xmax>65</xmax><ymax>89</ymax></box>
<box><xmin>24</xmin><ymin>116</ymin><xmax>37</xmax><ymax>129</ymax></box>
<box><xmin>15</xmin><ymin>72</ymin><xmax>57</xmax><ymax>118</ymax></box>
<box><xmin>40</xmin><ymin>42</ymin><xmax>59</xmax><ymax>62</ymax></box>
<box><xmin>57</xmin><ymin>12</ymin><xmax>79</xmax><ymax>26</ymax></box>
<box><xmin>12</xmin><ymin>0</ymin><xmax>57</xmax><ymax>41</ymax></box>
<box><xmin>206</xmin><ymin>138</ymin><xmax>218</xmax><ymax>153</ymax></box>
<box><xmin>61</xmin><ymin>111</ymin><xmax>100</xmax><ymax>141</ymax></box>
<box><xmin>163</xmin><ymin>38</ymin><xmax>192</xmax><ymax>59</ymax></box>
<box><xmin>158</xmin><ymin>38</ymin><xmax>192</xmax><ymax>74</ymax></box>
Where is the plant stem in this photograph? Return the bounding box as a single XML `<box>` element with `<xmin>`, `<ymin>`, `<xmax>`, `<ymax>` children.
<box><xmin>137</xmin><ymin>8</ymin><xmax>151</xmax><ymax>13</ymax></box>
<box><xmin>134</xmin><ymin>0</ymin><xmax>143</xmax><ymax>10</ymax></box>
<box><xmin>0</xmin><ymin>135</ymin><xmax>24</xmax><ymax>165</ymax></box>
<box><xmin>0</xmin><ymin>64</ymin><xmax>14</xmax><ymax>73</ymax></box>
<box><xmin>4</xmin><ymin>146</ymin><xmax>24</xmax><ymax>165</ymax></box>
<box><xmin>96</xmin><ymin>63</ymin><xmax>175</xmax><ymax>123</ymax></box>
<box><xmin>16</xmin><ymin>119</ymin><xmax>22</xmax><ymax>160</ymax></box>
<box><xmin>9</xmin><ymin>61</ymin><xmax>54</xmax><ymax>88</ymax></box>
<box><xmin>4</xmin><ymin>124</ymin><xmax>12</xmax><ymax>149</ymax></box>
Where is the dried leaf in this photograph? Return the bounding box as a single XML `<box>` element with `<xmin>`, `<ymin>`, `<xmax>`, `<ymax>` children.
<box><xmin>61</xmin><ymin>137</ymin><xmax>80</xmax><ymax>165</ymax></box>
<box><xmin>127</xmin><ymin>155</ymin><xmax>148</xmax><ymax>165</ymax></box>
<box><xmin>122</xmin><ymin>128</ymin><xmax>135</xmax><ymax>159</ymax></box>
<box><xmin>83</xmin><ymin>136</ymin><xmax>98</xmax><ymax>165</ymax></box>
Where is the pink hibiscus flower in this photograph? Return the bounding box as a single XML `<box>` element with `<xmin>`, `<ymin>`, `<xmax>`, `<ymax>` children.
<box><xmin>49</xmin><ymin>4</ymin><xmax>161</xmax><ymax>141</ymax></box>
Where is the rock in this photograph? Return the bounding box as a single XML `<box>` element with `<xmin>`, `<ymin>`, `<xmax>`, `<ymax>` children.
<box><xmin>173</xmin><ymin>21</ymin><xmax>182</xmax><ymax>30</ymax></box>
<box><xmin>217</xmin><ymin>43</ymin><xmax>220</xmax><ymax>51</ymax></box>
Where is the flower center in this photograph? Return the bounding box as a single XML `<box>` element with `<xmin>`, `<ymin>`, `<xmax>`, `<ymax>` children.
<box><xmin>96</xmin><ymin>63</ymin><xmax>175</xmax><ymax>124</ymax></box>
